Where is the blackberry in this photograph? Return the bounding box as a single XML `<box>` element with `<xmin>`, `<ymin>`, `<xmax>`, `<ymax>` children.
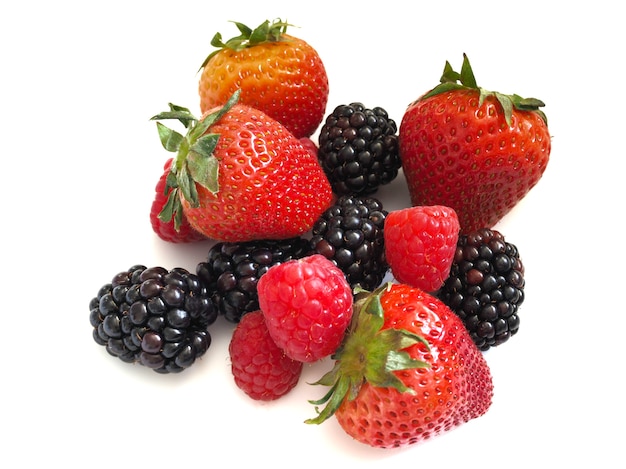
<box><xmin>310</xmin><ymin>195</ymin><xmax>388</xmax><ymax>291</ymax></box>
<box><xmin>89</xmin><ymin>265</ymin><xmax>218</xmax><ymax>373</ymax></box>
<box><xmin>196</xmin><ymin>237</ymin><xmax>311</xmax><ymax>323</ymax></box>
<box><xmin>436</xmin><ymin>229</ymin><xmax>525</xmax><ymax>351</ymax></box>
<box><xmin>317</xmin><ymin>102</ymin><xmax>400</xmax><ymax>196</ymax></box>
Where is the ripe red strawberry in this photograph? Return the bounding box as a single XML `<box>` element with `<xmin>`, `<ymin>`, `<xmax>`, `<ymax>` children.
<box><xmin>398</xmin><ymin>54</ymin><xmax>551</xmax><ymax>234</ymax></box>
<box><xmin>384</xmin><ymin>205</ymin><xmax>460</xmax><ymax>292</ymax></box>
<box><xmin>257</xmin><ymin>254</ymin><xmax>353</xmax><ymax>363</ymax></box>
<box><xmin>151</xmin><ymin>93</ymin><xmax>333</xmax><ymax>242</ymax></box>
<box><xmin>149</xmin><ymin>158</ymin><xmax>207</xmax><ymax>243</ymax></box>
<box><xmin>306</xmin><ymin>283</ymin><xmax>493</xmax><ymax>449</ymax></box>
<box><xmin>198</xmin><ymin>19</ymin><xmax>329</xmax><ymax>139</ymax></box>
<box><xmin>229</xmin><ymin>310</ymin><xmax>303</xmax><ymax>401</ymax></box>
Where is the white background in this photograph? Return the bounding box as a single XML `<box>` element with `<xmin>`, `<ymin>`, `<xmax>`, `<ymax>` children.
<box><xmin>2</xmin><ymin>1</ymin><xmax>624</xmax><ymax>467</ymax></box>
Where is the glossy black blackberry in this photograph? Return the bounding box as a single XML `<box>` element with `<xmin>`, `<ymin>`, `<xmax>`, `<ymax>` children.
<box><xmin>89</xmin><ymin>265</ymin><xmax>217</xmax><ymax>373</ymax></box>
<box><xmin>196</xmin><ymin>237</ymin><xmax>312</xmax><ymax>323</ymax></box>
<box><xmin>436</xmin><ymin>229</ymin><xmax>525</xmax><ymax>351</ymax></box>
<box><xmin>317</xmin><ymin>102</ymin><xmax>400</xmax><ymax>196</ymax></box>
<box><xmin>309</xmin><ymin>195</ymin><xmax>388</xmax><ymax>291</ymax></box>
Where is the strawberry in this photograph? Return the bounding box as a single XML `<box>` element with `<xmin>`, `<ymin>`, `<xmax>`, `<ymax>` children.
<box><xmin>151</xmin><ymin>92</ymin><xmax>333</xmax><ymax>243</ymax></box>
<box><xmin>229</xmin><ymin>310</ymin><xmax>303</xmax><ymax>401</ymax></box>
<box><xmin>198</xmin><ymin>19</ymin><xmax>329</xmax><ymax>139</ymax></box>
<box><xmin>306</xmin><ymin>283</ymin><xmax>493</xmax><ymax>449</ymax></box>
<box><xmin>384</xmin><ymin>205</ymin><xmax>460</xmax><ymax>292</ymax></box>
<box><xmin>398</xmin><ymin>54</ymin><xmax>551</xmax><ymax>234</ymax></box>
<box><xmin>257</xmin><ymin>254</ymin><xmax>353</xmax><ymax>363</ymax></box>
<box><xmin>149</xmin><ymin>158</ymin><xmax>207</xmax><ymax>243</ymax></box>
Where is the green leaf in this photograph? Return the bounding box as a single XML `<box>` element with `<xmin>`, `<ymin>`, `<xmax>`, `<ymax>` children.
<box><xmin>150</xmin><ymin>107</ymin><xmax>197</xmax><ymax>128</ymax></box>
<box><xmin>187</xmin><ymin>148</ymin><xmax>219</xmax><ymax>195</ymax></box>
<box><xmin>233</xmin><ymin>21</ymin><xmax>253</xmax><ymax>37</ymax></box>
<box><xmin>249</xmin><ymin>20</ymin><xmax>269</xmax><ymax>44</ymax></box>
<box><xmin>459</xmin><ymin>53</ymin><xmax>478</xmax><ymax>88</ymax></box>
<box><xmin>439</xmin><ymin>60</ymin><xmax>460</xmax><ymax>83</ymax></box>
<box><xmin>305</xmin><ymin>376</ymin><xmax>351</xmax><ymax>425</ymax></box>
<box><xmin>191</xmin><ymin>133</ymin><xmax>219</xmax><ymax>158</ymax></box>
<box><xmin>178</xmin><ymin>166</ymin><xmax>199</xmax><ymax>208</ymax></box>
<box><xmin>158</xmin><ymin>189</ymin><xmax>179</xmax><ymax>223</ymax></box>
<box><xmin>517</xmin><ymin>97</ymin><xmax>545</xmax><ymax>109</ymax></box>
<box><xmin>494</xmin><ymin>91</ymin><xmax>514</xmax><ymax>126</ymax></box>
<box><xmin>421</xmin><ymin>82</ymin><xmax>466</xmax><ymax>100</ymax></box>
<box><xmin>155</xmin><ymin>122</ymin><xmax>184</xmax><ymax>152</ymax></box>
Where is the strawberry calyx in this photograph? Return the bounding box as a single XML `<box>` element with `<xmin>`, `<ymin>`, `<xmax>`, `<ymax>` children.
<box><xmin>150</xmin><ymin>90</ymin><xmax>240</xmax><ymax>230</ymax></box>
<box><xmin>199</xmin><ymin>18</ymin><xmax>293</xmax><ymax>70</ymax></box>
<box><xmin>305</xmin><ymin>283</ymin><xmax>431</xmax><ymax>425</ymax></box>
<box><xmin>421</xmin><ymin>53</ymin><xmax>548</xmax><ymax>126</ymax></box>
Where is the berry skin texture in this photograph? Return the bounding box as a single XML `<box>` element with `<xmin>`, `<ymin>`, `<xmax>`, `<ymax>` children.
<box><xmin>436</xmin><ymin>228</ymin><xmax>525</xmax><ymax>351</ymax></box>
<box><xmin>198</xmin><ymin>19</ymin><xmax>329</xmax><ymax>139</ymax></box>
<box><xmin>257</xmin><ymin>254</ymin><xmax>353</xmax><ymax>363</ymax></box>
<box><xmin>229</xmin><ymin>311</ymin><xmax>303</xmax><ymax>401</ymax></box>
<box><xmin>317</xmin><ymin>102</ymin><xmax>400</xmax><ymax>196</ymax></box>
<box><xmin>152</xmin><ymin>96</ymin><xmax>333</xmax><ymax>243</ymax></box>
<box><xmin>385</xmin><ymin>205</ymin><xmax>460</xmax><ymax>292</ymax></box>
<box><xmin>89</xmin><ymin>265</ymin><xmax>218</xmax><ymax>373</ymax></box>
<box><xmin>150</xmin><ymin>158</ymin><xmax>207</xmax><ymax>243</ymax></box>
<box><xmin>398</xmin><ymin>55</ymin><xmax>551</xmax><ymax>234</ymax></box>
<box><xmin>306</xmin><ymin>283</ymin><xmax>493</xmax><ymax>449</ymax></box>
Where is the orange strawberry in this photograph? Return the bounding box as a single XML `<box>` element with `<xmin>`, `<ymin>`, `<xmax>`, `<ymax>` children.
<box><xmin>398</xmin><ymin>54</ymin><xmax>551</xmax><ymax>233</ymax></box>
<box><xmin>198</xmin><ymin>19</ymin><xmax>329</xmax><ymax>139</ymax></box>
<box><xmin>306</xmin><ymin>283</ymin><xmax>493</xmax><ymax>448</ymax></box>
<box><xmin>151</xmin><ymin>92</ymin><xmax>333</xmax><ymax>242</ymax></box>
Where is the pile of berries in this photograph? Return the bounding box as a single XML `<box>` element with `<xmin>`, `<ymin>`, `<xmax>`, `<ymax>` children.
<box><xmin>89</xmin><ymin>18</ymin><xmax>550</xmax><ymax>450</ymax></box>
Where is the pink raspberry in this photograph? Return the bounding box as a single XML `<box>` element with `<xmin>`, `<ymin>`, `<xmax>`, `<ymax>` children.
<box><xmin>228</xmin><ymin>310</ymin><xmax>303</xmax><ymax>401</ymax></box>
<box><xmin>384</xmin><ymin>205</ymin><xmax>460</xmax><ymax>292</ymax></box>
<box><xmin>257</xmin><ymin>254</ymin><xmax>353</xmax><ymax>363</ymax></box>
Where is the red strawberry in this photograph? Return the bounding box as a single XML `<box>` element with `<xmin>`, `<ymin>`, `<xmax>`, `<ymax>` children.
<box><xmin>229</xmin><ymin>310</ymin><xmax>303</xmax><ymax>401</ymax></box>
<box><xmin>384</xmin><ymin>205</ymin><xmax>460</xmax><ymax>292</ymax></box>
<box><xmin>398</xmin><ymin>54</ymin><xmax>551</xmax><ymax>233</ymax></box>
<box><xmin>151</xmin><ymin>93</ymin><xmax>333</xmax><ymax>242</ymax></box>
<box><xmin>257</xmin><ymin>254</ymin><xmax>353</xmax><ymax>363</ymax></box>
<box><xmin>198</xmin><ymin>19</ymin><xmax>329</xmax><ymax>139</ymax></box>
<box><xmin>149</xmin><ymin>158</ymin><xmax>208</xmax><ymax>243</ymax></box>
<box><xmin>306</xmin><ymin>283</ymin><xmax>493</xmax><ymax>449</ymax></box>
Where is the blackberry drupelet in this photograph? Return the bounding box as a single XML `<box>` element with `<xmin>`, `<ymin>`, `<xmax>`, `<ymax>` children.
<box><xmin>436</xmin><ymin>229</ymin><xmax>525</xmax><ymax>351</ymax></box>
<box><xmin>196</xmin><ymin>237</ymin><xmax>311</xmax><ymax>323</ymax></box>
<box><xmin>310</xmin><ymin>195</ymin><xmax>388</xmax><ymax>291</ymax></box>
<box><xmin>89</xmin><ymin>265</ymin><xmax>217</xmax><ymax>373</ymax></box>
<box><xmin>317</xmin><ymin>103</ymin><xmax>400</xmax><ymax>196</ymax></box>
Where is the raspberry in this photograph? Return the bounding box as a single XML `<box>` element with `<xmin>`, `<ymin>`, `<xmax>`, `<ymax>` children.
<box><xmin>257</xmin><ymin>254</ymin><xmax>353</xmax><ymax>363</ymax></box>
<box><xmin>436</xmin><ymin>228</ymin><xmax>525</xmax><ymax>351</ymax></box>
<box><xmin>150</xmin><ymin>158</ymin><xmax>207</xmax><ymax>243</ymax></box>
<box><xmin>229</xmin><ymin>311</ymin><xmax>303</xmax><ymax>401</ymax></box>
<box><xmin>385</xmin><ymin>205</ymin><xmax>460</xmax><ymax>292</ymax></box>
<box><xmin>89</xmin><ymin>265</ymin><xmax>218</xmax><ymax>373</ymax></box>
<box><xmin>299</xmin><ymin>137</ymin><xmax>318</xmax><ymax>157</ymax></box>
<box><xmin>317</xmin><ymin>102</ymin><xmax>400</xmax><ymax>195</ymax></box>
<box><xmin>196</xmin><ymin>237</ymin><xmax>312</xmax><ymax>323</ymax></box>
<box><xmin>310</xmin><ymin>195</ymin><xmax>388</xmax><ymax>291</ymax></box>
